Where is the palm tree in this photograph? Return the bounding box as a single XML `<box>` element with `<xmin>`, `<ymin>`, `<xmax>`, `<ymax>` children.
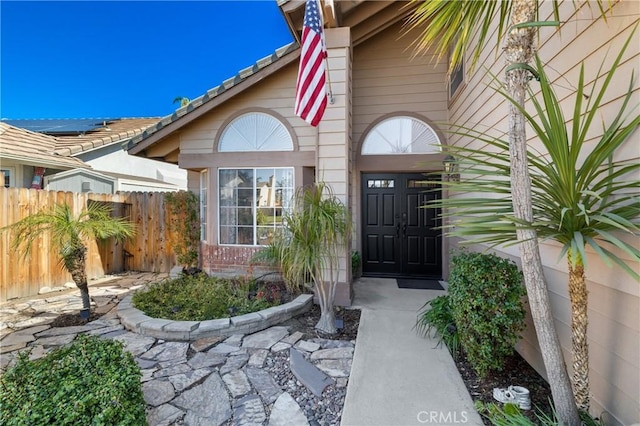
<box><xmin>3</xmin><ymin>202</ymin><xmax>135</xmax><ymax>317</ymax></box>
<box><xmin>173</xmin><ymin>97</ymin><xmax>190</xmax><ymax>107</ymax></box>
<box><xmin>405</xmin><ymin>1</ymin><xmax>610</xmax><ymax>423</ymax></box>
<box><xmin>427</xmin><ymin>44</ymin><xmax>638</xmax><ymax>412</ymax></box>
<box><xmin>257</xmin><ymin>182</ymin><xmax>350</xmax><ymax>334</ymax></box>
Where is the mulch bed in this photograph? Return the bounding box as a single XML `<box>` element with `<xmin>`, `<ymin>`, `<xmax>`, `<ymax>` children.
<box><xmin>453</xmin><ymin>350</ymin><xmax>554</xmax><ymax>424</ymax></box>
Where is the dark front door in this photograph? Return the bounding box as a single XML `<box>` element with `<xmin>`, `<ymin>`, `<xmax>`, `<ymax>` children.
<box><xmin>361</xmin><ymin>173</ymin><xmax>442</xmax><ymax>278</ymax></box>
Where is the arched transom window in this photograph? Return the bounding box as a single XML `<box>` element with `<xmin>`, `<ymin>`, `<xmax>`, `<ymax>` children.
<box><xmin>361</xmin><ymin>116</ymin><xmax>440</xmax><ymax>155</ymax></box>
<box><xmin>219</xmin><ymin>112</ymin><xmax>293</xmax><ymax>152</ymax></box>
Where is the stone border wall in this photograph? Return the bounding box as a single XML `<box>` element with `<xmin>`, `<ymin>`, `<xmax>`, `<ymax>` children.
<box><xmin>117</xmin><ymin>294</ymin><xmax>313</xmax><ymax>341</ymax></box>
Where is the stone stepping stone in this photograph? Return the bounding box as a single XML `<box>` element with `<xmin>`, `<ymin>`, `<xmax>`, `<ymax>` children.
<box><xmin>248</xmin><ymin>349</ymin><xmax>269</xmax><ymax>368</ymax></box>
<box><xmin>289</xmin><ymin>348</ymin><xmax>334</xmax><ymax>397</ymax></box>
<box><xmin>0</xmin><ymin>325</ymin><xmax>51</xmax><ymax>345</ymax></box>
<box><xmin>271</xmin><ymin>342</ymin><xmax>291</xmax><ymax>352</ymax></box>
<box><xmin>105</xmin><ymin>332</ymin><xmax>155</xmax><ymax>356</ymax></box>
<box><xmin>173</xmin><ymin>372</ymin><xmax>231</xmax><ymax>425</ymax></box>
<box><xmin>1</xmin><ymin>331</ymin><xmax>36</xmax><ymax>346</ymax></box>
<box><xmin>140</xmin><ymin>342</ymin><xmax>188</xmax><ymax>362</ymax></box>
<box><xmin>191</xmin><ymin>336</ymin><xmax>223</xmax><ymax>352</ymax></box>
<box><xmin>268</xmin><ymin>392</ymin><xmax>309</xmax><ymax>426</ymax></box>
<box><xmin>233</xmin><ymin>394</ymin><xmax>267</xmax><ymax>425</ymax></box>
<box><xmin>315</xmin><ymin>359</ymin><xmax>352</xmax><ymax>378</ymax></box>
<box><xmin>141</xmin><ymin>368</ymin><xmax>157</xmax><ymax>383</ymax></box>
<box><xmin>153</xmin><ymin>363</ymin><xmax>192</xmax><ymax>379</ymax></box>
<box><xmin>0</xmin><ymin>342</ymin><xmax>26</xmax><ymax>354</ymax></box>
<box><xmin>146</xmin><ymin>403</ymin><xmax>185</xmax><ymax>426</ymax></box>
<box><xmin>210</xmin><ymin>343</ymin><xmax>241</xmax><ymax>354</ymax></box>
<box><xmin>222</xmin><ymin>370</ymin><xmax>252</xmax><ymax>397</ymax></box>
<box><xmin>85</xmin><ymin>325</ymin><xmax>124</xmax><ymax>336</ymax></box>
<box><xmin>220</xmin><ymin>353</ymin><xmax>250</xmax><ymax>375</ymax></box>
<box><xmin>11</xmin><ymin>314</ymin><xmax>57</xmax><ymax>329</ymax></box>
<box><xmin>143</xmin><ymin>380</ymin><xmax>175</xmax><ymax>407</ymax></box>
<box><xmin>188</xmin><ymin>351</ymin><xmax>227</xmax><ymax>369</ymax></box>
<box><xmin>38</xmin><ymin>333</ymin><xmax>77</xmax><ymax>347</ymax></box>
<box><xmin>224</xmin><ymin>334</ymin><xmax>244</xmax><ymax>346</ymax></box>
<box><xmin>36</xmin><ymin>323</ymin><xmax>108</xmax><ymax>337</ymax></box>
<box><xmin>242</xmin><ymin>326</ymin><xmax>288</xmax><ymax>349</ymax></box>
<box><xmin>309</xmin><ymin>338</ymin><xmax>354</xmax><ymax>349</ymax></box>
<box><xmin>295</xmin><ymin>340</ymin><xmax>320</xmax><ymax>352</ymax></box>
<box><xmin>310</xmin><ymin>347</ymin><xmax>354</xmax><ymax>360</ymax></box>
<box><xmin>280</xmin><ymin>331</ymin><xmax>304</xmax><ymax>346</ymax></box>
<box><xmin>245</xmin><ymin>367</ymin><xmax>282</xmax><ymax>404</ymax></box>
<box><xmin>168</xmin><ymin>368</ymin><xmax>212</xmax><ymax>392</ymax></box>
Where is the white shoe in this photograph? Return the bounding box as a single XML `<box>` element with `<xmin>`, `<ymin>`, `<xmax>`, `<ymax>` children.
<box><xmin>508</xmin><ymin>385</ymin><xmax>531</xmax><ymax>410</ymax></box>
<box><xmin>492</xmin><ymin>387</ymin><xmax>517</xmax><ymax>404</ymax></box>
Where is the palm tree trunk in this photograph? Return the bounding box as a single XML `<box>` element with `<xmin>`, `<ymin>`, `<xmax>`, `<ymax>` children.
<box><xmin>568</xmin><ymin>251</ymin><xmax>589</xmax><ymax>411</ymax></box>
<box><xmin>64</xmin><ymin>246</ymin><xmax>91</xmax><ymax>312</ymax></box>
<box><xmin>506</xmin><ymin>1</ymin><xmax>580</xmax><ymax>424</ymax></box>
<box><xmin>315</xmin><ymin>279</ymin><xmax>337</xmax><ymax>334</ymax></box>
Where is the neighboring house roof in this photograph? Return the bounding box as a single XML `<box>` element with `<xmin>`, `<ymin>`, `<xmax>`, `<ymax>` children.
<box><xmin>2</xmin><ymin>118</ymin><xmax>161</xmax><ymax>157</ymax></box>
<box><xmin>45</xmin><ymin>167</ymin><xmax>180</xmax><ymax>188</ymax></box>
<box><xmin>0</xmin><ymin>122</ymin><xmax>89</xmax><ymax>170</ymax></box>
<box><xmin>126</xmin><ymin>42</ymin><xmax>299</xmax><ymax>157</ymax></box>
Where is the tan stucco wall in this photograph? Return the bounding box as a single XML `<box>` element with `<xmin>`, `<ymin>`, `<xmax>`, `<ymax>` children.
<box><xmin>448</xmin><ymin>2</ymin><xmax>639</xmax><ymax>424</ymax></box>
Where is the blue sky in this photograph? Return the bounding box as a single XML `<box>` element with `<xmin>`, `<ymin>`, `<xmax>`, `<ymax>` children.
<box><xmin>1</xmin><ymin>1</ymin><xmax>294</xmax><ymax>119</ymax></box>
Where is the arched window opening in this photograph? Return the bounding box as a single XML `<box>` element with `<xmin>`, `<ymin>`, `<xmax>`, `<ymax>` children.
<box><xmin>361</xmin><ymin>116</ymin><xmax>440</xmax><ymax>155</ymax></box>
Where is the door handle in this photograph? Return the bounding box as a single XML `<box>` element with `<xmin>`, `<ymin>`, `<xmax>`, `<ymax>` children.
<box><xmin>396</xmin><ymin>223</ymin><xmax>400</xmax><ymax>238</ymax></box>
<box><xmin>402</xmin><ymin>223</ymin><xmax>407</xmax><ymax>237</ymax></box>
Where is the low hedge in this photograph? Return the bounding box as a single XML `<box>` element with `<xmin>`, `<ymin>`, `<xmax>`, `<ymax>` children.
<box><xmin>0</xmin><ymin>334</ymin><xmax>146</xmax><ymax>425</ymax></box>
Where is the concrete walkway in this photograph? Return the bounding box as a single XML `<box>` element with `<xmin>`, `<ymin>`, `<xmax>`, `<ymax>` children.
<box><xmin>342</xmin><ymin>277</ymin><xmax>483</xmax><ymax>426</ymax></box>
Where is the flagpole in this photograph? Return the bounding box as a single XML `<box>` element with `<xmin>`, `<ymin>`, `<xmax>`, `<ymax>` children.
<box><xmin>318</xmin><ymin>0</ymin><xmax>335</xmax><ymax>104</ymax></box>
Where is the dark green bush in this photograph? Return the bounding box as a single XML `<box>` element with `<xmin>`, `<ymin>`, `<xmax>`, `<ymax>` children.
<box><xmin>415</xmin><ymin>295</ymin><xmax>460</xmax><ymax>358</ymax></box>
<box><xmin>0</xmin><ymin>334</ymin><xmax>146</xmax><ymax>425</ymax></box>
<box><xmin>133</xmin><ymin>274</ymin><xmax>285</xmax><ymax>321</ymax></box>
<box><xmin>449</xmin><ymin>250</ymin><xmax>526</xmax><ymax>378</ymax></box>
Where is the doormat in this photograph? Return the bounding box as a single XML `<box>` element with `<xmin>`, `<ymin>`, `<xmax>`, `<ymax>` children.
<box><xmin>396</xmin><ymin>278</ymin><xmax>444</xmax><ymax>290</ymax></box>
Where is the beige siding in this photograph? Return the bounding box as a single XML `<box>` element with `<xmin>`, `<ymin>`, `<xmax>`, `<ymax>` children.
<box><xmin>178</xmin><ymin>66</ymin><xmax>313</xmax><ymax>156</ymax></box>
<box><xmin>352</xmin><ymin>21</ymin><xmax>449</xmax><ymax>146</ymax></box>
<box><xmin>449</xmin><ymin>2</ymin><xmax>639</xmax><ymax>425</ymax></box>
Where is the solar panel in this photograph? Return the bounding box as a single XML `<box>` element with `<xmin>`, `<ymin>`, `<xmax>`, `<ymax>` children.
<box><xmin>0</xmin><ymin>118</ymin><xmax>121</xmax><ymax>135</ymax></box>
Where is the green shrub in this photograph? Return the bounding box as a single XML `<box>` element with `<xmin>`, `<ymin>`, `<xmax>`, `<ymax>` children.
<box><xmin>0</xmin><ymin>334</ymin><xmax>146</xmax><ymax>425</ymax></box>
<box><xmin>415</xmin><ymin>295</ymin><xmax>460</xmax><ymax>358</ymax></box>
<box><xmin>165</xmin><ymin>190</ymin><xmax>200</xmax><ymax>268</ymax></box>
<box><xmin>449</xmin><ymin>250</ymin><xmax>526</xmax><ymax>378</ymax></box>
<box><xmin>132</xmin><ymin>274</ymin><xmax>285</xmax><ymax>321</ymax></box>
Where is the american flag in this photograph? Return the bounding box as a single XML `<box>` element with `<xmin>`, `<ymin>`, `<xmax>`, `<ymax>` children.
<box><xmin>294</xmin><ymin>0</ymin><xmax>327</xmax><ymax>127</ymax></box>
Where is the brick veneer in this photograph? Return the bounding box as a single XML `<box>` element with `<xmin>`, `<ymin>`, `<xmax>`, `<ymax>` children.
<box><xmin>200</xmin><ymin>242</ymin><xmax>353</xmax><ymax>306</ymax></box>
<box><xmin>201</xmin><ymin>243</ymin><xmax>273</xmax><ymax>277</ymax></box>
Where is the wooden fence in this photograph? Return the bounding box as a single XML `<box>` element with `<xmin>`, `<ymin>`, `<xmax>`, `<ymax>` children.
<box><xmin>0</xmin><ymin>188</ymin><xmax>178</xmax><ymax>302</ymax></box>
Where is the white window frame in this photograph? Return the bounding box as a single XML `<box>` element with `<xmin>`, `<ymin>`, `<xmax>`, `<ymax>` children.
<box><xmin>217</xmin><ymin>167</ymin><xmax>294</xmax><ymax>246</ymax></box>
<box><xmin>361</xmin><ymin>116</ymin><xmax>441</xmax><ymax>155</ymax></box>
<box><xmin>1</xmin><ymin>166</ymin><xmax>16</xmax><ymax>188</ymax></box>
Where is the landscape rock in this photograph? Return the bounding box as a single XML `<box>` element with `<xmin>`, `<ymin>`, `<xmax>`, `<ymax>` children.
<box><xmin>233</xmin><ymin>394</ymin><xmax>267</xmax><ymax>425</ymax></box>
<box><xmin>146</xmin><ymin>404</ymin><xmax>185</xmax><ymax>426</ymax></box>
<box><xmin>172</xmin><ymin>372</ymin><xmax>232</xmax><ymax>425</ymax></box>
<box><xmin>268</xmin><ymin>392</ymin><xmax>309</xmax><ymax>426</ymax></box>
<box><xmin>242</xmin><ymin>326</ymin><xmax>289</xmax><ymax>349</ymax></box>
<box><xmin>143</xmin><ymin>380</ymin><xmax>175</xmax><ymax>407</ymax></box>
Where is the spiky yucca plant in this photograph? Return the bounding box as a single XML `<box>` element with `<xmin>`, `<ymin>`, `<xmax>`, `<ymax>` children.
<box><xmin>426</xmin><ymin>36</ymin><xmax>639</xmax><ymax>411</ymax></box>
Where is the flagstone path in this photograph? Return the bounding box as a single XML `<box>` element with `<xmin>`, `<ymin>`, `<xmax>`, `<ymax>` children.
<box><xmin>0</xmin><ymin>272</ymin><xmax>355</xmax><ymax>425</ymax></box>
